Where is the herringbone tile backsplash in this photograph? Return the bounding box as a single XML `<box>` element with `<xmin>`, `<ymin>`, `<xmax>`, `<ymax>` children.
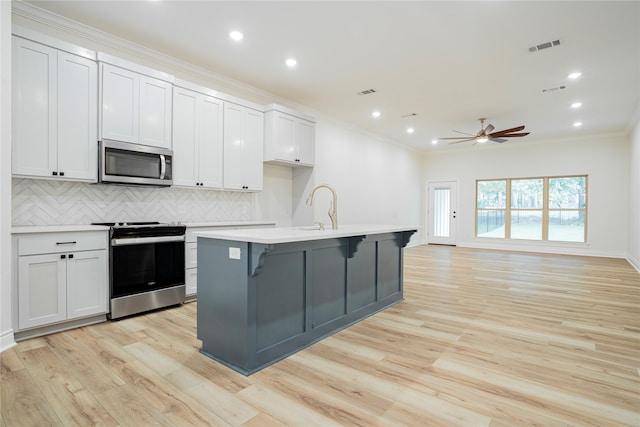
<box><xmin>12</xmin><ymin>179</ymin><xmax>253</xmax><ymax>225</ymax></box>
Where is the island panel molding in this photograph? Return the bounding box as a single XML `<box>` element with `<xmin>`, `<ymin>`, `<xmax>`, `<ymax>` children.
<box><xmin>196</xmin><ymin>226</ymin><xmax>417</xmax><ymax>375</ymax></box>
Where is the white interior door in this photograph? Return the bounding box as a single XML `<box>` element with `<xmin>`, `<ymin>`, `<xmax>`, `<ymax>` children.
<box><xmin>428</xmin><ymin>181</ymin><xmax>457</xmax><ymax>245</ymax></box>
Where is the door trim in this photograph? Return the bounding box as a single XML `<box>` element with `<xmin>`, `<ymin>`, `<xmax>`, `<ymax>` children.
<box><xmin>427</xmin><ymin>180</ymin><xmax>458</xmax><ymax>245</ymax></box>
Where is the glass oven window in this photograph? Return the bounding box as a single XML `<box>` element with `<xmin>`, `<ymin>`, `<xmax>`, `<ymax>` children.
<box><xmin>111</xmin><ymin>241</ymin><xmax>185</xmax><ymax>298</ymax></box>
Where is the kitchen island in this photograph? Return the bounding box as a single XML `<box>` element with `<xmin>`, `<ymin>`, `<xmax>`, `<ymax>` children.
<box><xmin>196</xmin><ymin>225</ymin><xmax>417</xmax><ymax>375</ymax></box>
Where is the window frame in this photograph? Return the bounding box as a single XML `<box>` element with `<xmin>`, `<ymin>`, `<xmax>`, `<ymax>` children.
<box><xmin>476</xmin><ymin>175</ymin><xmax>588</xmax><ymax>242</ymax></box>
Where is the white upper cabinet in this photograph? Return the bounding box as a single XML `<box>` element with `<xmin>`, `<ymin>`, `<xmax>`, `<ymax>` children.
<box><xmin>139</xmin><ymin>75</ymin><xmax>173</xmax><ymax>148</ymax></box>
<box><xmin>172</xmin><ymin>86</ymin><xmax>223</xmax><ymax>189</ymax></box>
<box><xmin>223</xmin><ymin>102</ymin><xmax>264</xmax><ymax>191</ymax></box>
<box><xmin>99</xmin><ymin>54</ymin><xmax>173</xmax><ymax>149</ymax></box>
<box><xmin>12</xmin><ymin>36</ymin><xmax>97</xmax><ymax>181</ymax></box>
<box><xmin>264</xmin><ymin>104</ymin><xmax>316</xmax><ymax>167</ymax></box>
<box><xmin>100</xmin><ymin>65</ymin><xmax>139</xmax><ymax>143</ymax></box>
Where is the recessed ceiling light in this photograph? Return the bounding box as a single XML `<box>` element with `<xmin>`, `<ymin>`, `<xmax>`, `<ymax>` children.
<box><xmin>372</xmin><ymin>111</ymin><xmax>381</xmax><ymax>118</ymax></box>
<box><xmin>571</xmin><ymin>102</ymin><xmax>583</xmax><ymax>108</ymax></box>
<box><xmin>407</xmin><ymin>127</ymin><xmax>414</xmax><ymax>134</ymax></box>
<box><xmin>431</xmin><ymin>139</ymin><xmax>438</xmax><ymax>145</ymax></box>
<box><xmin>285</xmin><ymin>58</ymin><xmax>297</xmax><ymax>67</ymax></box>
<box><xmin>573</xmin><ymin>121</ymin><xmax>583</xmax><ymax>127</ymax></box>
<box><xmin>229</xmin><ymin>31</ymin><xmax>243</xmax><ymax>41</ymax></box>
<box><xmin>568</xmin><ymin>72</ymin><xmax>582</xmax><ymax>79</ymax></box>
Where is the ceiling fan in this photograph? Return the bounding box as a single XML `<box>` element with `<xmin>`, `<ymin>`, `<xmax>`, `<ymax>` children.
<box><xmin>440</xmin><ymin>118</ymin><xmax>530</xmax><ymax>145</ymax></box>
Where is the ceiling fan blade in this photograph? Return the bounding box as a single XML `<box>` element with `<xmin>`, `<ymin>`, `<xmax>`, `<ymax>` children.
<box><xmin>447</xmin><ymin>138</ymin><xmax>476</xmax><ymax>145</ymax></box>
<box><xmin>490</xmin><ymin>125</ymin><xmax>525</xmax><ymax>136</ymax></box>
<box><xmin>439</xmin><ymin>136</ymin><xmax>477</xmax><ymax>140</ymax></box>
<box><xmin>452</xmin><ymin>130</ymin><xmax>476</xmax><ymax>136</ymax></box>
<box><xmin>490</xmin><ymin>138</ymin><xmax>508</xmax><ymax>143</ymax></box>
<box><xmin>484</xmin><ymin>124</ymin><xmax>495</xmax><ymax>134</ymax></box>
<box><xmin>492</xmin><ymin>132</ymin><xmax>530</xmax><ymax>138</ymax></box>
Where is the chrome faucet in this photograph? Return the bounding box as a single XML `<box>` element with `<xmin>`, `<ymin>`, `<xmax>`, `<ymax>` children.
<box><xmin>306</xmin><ymin>184</ymin><xmax>338</xmax><ymax>230</ymax></box>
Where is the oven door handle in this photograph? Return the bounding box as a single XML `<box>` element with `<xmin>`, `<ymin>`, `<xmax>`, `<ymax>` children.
<box><xmin>111</xmin><ymin>235</ymin><xmax>185</xmax><ymax>246</ymax></box>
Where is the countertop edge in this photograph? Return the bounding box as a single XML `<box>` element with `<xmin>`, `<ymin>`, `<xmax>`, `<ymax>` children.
<box><xmin>12</xmin><ymin>225</ymin><xmax>111</xmax><ymax>234</ymax></box>
<box><xmin>184</xmin><ymin>221</ymin><xmax>277</xmax><ymax>228</ymax></box>
<box><xmin>195</xmin><ymin>225</ymin><xmax>419</xmax><ymax>245</ymax></box>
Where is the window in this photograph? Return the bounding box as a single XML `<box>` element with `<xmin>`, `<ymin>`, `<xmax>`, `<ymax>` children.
<box><xmin>476</xmin><ymin>175</ymin><xmax>587</xmax><ymax>242</ymax></box>
<box><xmin>477</xmin><ymin>180</ymin><xmax>506</xmax><ymax>238</ymax></box>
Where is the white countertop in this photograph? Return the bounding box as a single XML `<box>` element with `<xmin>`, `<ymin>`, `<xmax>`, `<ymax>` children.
<box><xmin>195</xmin><ymin>224</ymin><xmax>418</xmax><ymax>244</ymax></box>
<box><xmin>12</xmin><ymin>224</ymin><xmax>111</xmax><ymax>234</ymax></box>
<box><xmin>184</xmin><ymin>221</ymin><xmax>277</xmax><ymax>228</ymax></box>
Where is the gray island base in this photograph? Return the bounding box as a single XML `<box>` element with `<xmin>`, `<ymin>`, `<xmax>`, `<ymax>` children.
<box><xmin>196</xmin><ymin>225</ymin><xmax>417</xmax><ymax>375</ymax></box>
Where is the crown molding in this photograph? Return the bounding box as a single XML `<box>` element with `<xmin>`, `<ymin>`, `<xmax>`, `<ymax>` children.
<box><xmin>10</xmin><ymin>1</ymin><xmax>284</xmax><ymax>104</ymax></box>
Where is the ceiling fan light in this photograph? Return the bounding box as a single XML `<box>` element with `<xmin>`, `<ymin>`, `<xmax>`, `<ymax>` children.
<box><xmin>476</xmin><ymin>136</ymin><xmax>489</xmax><ymax>143</ymax></box>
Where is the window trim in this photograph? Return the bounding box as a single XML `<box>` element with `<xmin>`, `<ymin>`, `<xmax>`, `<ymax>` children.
<box><xmin>476</xmin><ymin>175</ymin><xmax>588</xmax><ymax>242</ymax></box>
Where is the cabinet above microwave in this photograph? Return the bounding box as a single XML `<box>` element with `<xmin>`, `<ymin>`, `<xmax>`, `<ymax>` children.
<box><xmin>98</xmin><ymin>53</ymin><xmax>174</xmax><ymax>150</ymax></box>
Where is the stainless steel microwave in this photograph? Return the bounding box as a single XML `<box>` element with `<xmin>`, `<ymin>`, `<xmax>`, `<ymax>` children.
<box><xmin>99</xmin><ymin>139</ymin><xmax>173</xmax><ymax>186</ymax></box>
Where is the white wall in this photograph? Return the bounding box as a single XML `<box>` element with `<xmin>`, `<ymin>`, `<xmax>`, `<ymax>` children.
<box><xmin>292</xmin><ymin>119</ymin><xmax>424</xmax><ymax>243</ymax></box>
<box><xmin>423</xmin><ymin>133</ymin><xmax>630</xmax><ymax>257</ymax></box>
<box><xmin>1</xmin><ymin>0</ymin><xmax>15</xmax><ymax>351</ymax></box>
<box><xmin>629</xmin><ymin>118</ymin><xmax>640</xmax><ymax>270</ymax></box>
<box><xmin>255</xmin><ymin>164</ymin><xmax>293</xmax><ymax>227</ymax></box>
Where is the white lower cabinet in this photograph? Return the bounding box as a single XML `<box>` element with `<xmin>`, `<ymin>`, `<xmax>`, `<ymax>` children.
<box><xmin>15</xmin><ymin>231</ymin><xmax>108</xmax><ymax>331</ymax></box>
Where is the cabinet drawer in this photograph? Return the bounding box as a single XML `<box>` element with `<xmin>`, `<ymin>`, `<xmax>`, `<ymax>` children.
<box><xmin>186</xmin><ymin>242</ymin><xmax>198</xmax><ymax>268</ymax></box>
<box><xmin>18</xmin><ymin>231</ymin><xmax>108</xmax><ymax>256</ymax></box>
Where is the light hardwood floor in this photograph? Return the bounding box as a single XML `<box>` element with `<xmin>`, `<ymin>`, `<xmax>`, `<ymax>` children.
<box><xmin>2</xmin><ymin>245</ymin><xmax>639</xmax><ymax>426</ymax></box>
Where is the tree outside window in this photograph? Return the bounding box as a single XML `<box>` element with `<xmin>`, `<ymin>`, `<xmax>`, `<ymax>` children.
<box><xmin>476</xmin><ymin>175</ymin><xmax>587</xmax><ymax>242</ymax></box>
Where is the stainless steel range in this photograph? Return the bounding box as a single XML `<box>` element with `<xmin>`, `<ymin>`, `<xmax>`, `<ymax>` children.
<box><xmin>93</xmin><ymin>222</ymin><xmax>186</xmax><ymax>319</ymax></box>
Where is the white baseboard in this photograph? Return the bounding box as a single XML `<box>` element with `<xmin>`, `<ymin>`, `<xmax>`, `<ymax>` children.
<box><xmin>0</xmin><ymin>329</ymin><xmax>16</xmax><ymax>352</ymax></box>
<box><xmin>627</xmin><ymin>254</ymin><xmax>640</xmax><ymax>273</ymax></box>
<box><xmin>457</xmin><ymin>239</ymin><xmax>626</xmax><ymax>259</ymax></box>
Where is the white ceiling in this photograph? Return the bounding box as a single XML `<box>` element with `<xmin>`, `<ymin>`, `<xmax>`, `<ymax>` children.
<box><xmin>21</xmin><ymin>0</ymin><xmax>640</xmax><ymax>152</ymax></box>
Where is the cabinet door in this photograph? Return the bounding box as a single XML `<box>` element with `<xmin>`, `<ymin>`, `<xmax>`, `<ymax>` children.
<box><xmin>198</xmin><ymin>95</ymin><xmax>224</xmax><ymax>188</ymax></box>
<box><xmin>57</xmin><ymin>52</ymin><xmax>98</xmax><ymax>181</ymax></box>
<box><xmin>223</xmin><ymin>103</ymin><xmax>246</xmax><ymax>190</ymax></box>
<box><xmin>12</xmin><ymin>37</ymin><xmax>57</xmax><ymax>178</ymax></box>
<box><xmin>172</xmin><ymin>88</ymin><xmax>199</xmax><ymax>186</ymax></box>
<box><xmin>18</xmin><ymin>253</ymin><xmax>67</xmax><ymax>329</ymax></box>
<box><xmin>101</xmin><ymin>64</ymin><xmax>139</xmax><ymax>143</ymax></box>
<box><xmin>295</xmin><ymin>119</ymin><xmax>315</xmax><ymax>166</ymax></box>
<box><xmin>273</xmin><ymin>112</ymin><xmax>296</xmax><ymax>162</ymax></box>
<box><xmin>185</xmin><ymin>269</ymin><xmax>198</xmax><ymax>296</ymax></box>
<box><xmin>66</xmin><ymin>250</ymin><xmax>108</xmax><ymax>319</ymax></box>
<box><xmin>243</xmin><ymin>108</ymin><xmax>264</xmax><ymax>191</ymax></box>
<box><xmin>139</xmin><ymin>76</ymin><xmax>173</xmax><ymax>148</ymax></box>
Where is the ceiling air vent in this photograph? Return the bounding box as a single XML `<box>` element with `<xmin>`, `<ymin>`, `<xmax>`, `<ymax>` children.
<box><xmin>357</xmin><ymin>89</ymin><xmax>376</xmax><ymax>95</ymax></box>
<box><xmin>529</xmin><ymin>39</ymin><xmax>561</xmax><ymax>52</ymax></box>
